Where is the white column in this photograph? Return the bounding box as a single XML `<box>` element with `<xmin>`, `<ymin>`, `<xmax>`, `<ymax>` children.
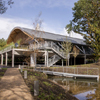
<box><xmin>30</xmin><ymin>53</ymin><xmax>37</xmax><ymax>67</ymax></box>
<box><xmin>45</xmin><ymin>50</ymin><xmax>47</xmax><ymax>66</ymax></box>
<box><xmin>47</xmin><ymin>51</ymin><xmax>49</xmax><ymax>67</ymax></box>
<box><xmin>5</xmin><ymin>52</ymin><xmax>8</xmax><ymax>66</ymax></box>
<box><xmin>45</xmin><ymin>50</ymin><xmax>49</xmax><ymax>67</ymax></box>
<box><xmin>12</xmin><ymin>49</ymin><xmax>14</xmax><ymax>67</ymax></box>
<box><xmin>1</xmin><ymin>54</ymin><xmax>3</xmax><ymax>65</ymax></box>
<box><xmin>62</xmin><ymin>59</ymin><xmax>63</xmax><ymax>66</ymax></box>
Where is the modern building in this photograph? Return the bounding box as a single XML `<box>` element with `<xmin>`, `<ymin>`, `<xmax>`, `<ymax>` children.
<box><xmin>0</xmin><ymin>27</ymin><xmax>94</xmax><ymax>67</ymax></box>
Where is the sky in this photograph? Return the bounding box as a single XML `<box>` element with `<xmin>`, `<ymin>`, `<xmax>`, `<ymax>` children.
<box><xmin>0</xmin><ymin>0</ymin><xmax>83</xmax><ymax>40</ymax></box>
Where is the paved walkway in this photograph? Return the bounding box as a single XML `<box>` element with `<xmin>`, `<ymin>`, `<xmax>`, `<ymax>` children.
<box><xmin>0</xmin><ymin>68</ymin><xmax>33</xmax><ymax>100</ymax></box>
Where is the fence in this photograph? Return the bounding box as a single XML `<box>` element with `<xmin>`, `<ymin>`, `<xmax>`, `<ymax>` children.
<box><xmin>36</xmin><ymin>66</ymin><xmax>99</xmax><ymax>75</ymax></box>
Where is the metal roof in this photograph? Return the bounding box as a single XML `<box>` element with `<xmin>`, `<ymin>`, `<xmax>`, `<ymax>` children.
<box><xmin>12</xmin><ymin>27</ymin><xmax>86</xmax><ymax>45</ymax></box>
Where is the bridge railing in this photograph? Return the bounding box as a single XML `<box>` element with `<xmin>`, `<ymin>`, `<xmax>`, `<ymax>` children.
<box><xmin>0</xmin><ymin>45</ymin><xmax>29</xmax><ymax>54</ymax></box>
<box><xmin>36</xmin><ymin>66</ymin><xmax>99</xmax><ymax>75</ymax></box>
<box><xmin>0</xmin><ymin>45</ymin><xmax>14</xmax><ymax>54</ymax></box>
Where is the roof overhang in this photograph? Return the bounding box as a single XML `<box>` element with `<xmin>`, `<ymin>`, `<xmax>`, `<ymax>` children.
<box><xmin>7</xmin><ymin>27</ymin><xmax>34</xmax><ymax>44</ymax></box>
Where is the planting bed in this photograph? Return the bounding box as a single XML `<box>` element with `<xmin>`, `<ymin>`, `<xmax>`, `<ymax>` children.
<box><xmin>0</xmin><ymin>68</ymin><xmax>7</xmax><ymax>80</ymax></box>
<box><xmin>20</xmin><ymin>69</ymin><xmax>78</xmax><ymax>100</ymax></box>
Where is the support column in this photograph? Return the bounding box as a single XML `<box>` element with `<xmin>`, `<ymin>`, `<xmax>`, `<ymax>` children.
<box><xmin>62</xmin><ymin>59</ymin><xmax>63</xmax><ymax>66</ymax></box>
<box><xmin>84</xmin><ymin>55</ymin><xmax>86</xmax><ymax>64</ymax></box>
<box><xmin>30</xmin><ymin>53</ymin><xmax>37</xmax><ymax>67</ymax></box>
<box><xmin>45</xmin><ymin>50</ymin><xmax>47</xmax><ymax>66</ymax></box>
<box><xmin>5</xmin><ymin>52</ymin><xmax>8</xmax><ymax>66</ymax></box>
<box><xmin>47</xmin><ymin>51</ymin><xmax>48</xmax><ymax>67</ymax></box>
<box><xmin>12</xmin><ymin>49</ymin><xmax>14</xmax><ymax>67</ymax></box>
<box><xmin>1</xmin><ymin>54</ymin><xmax>3</xmax><ymax>65</ymax></box>
<box><xmin>45</xmin><ymin>50</ymin><xmax>49</xmax><ymax>67</ymax></box>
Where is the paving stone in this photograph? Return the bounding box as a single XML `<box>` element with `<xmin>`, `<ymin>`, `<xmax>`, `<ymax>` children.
<box><xmin>0</xmin><ymin>68</ymin><xmax>33</xmax><ymax>100</ymax></box>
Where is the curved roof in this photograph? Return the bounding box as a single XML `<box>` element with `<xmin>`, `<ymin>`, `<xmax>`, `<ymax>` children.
<box><xmin>7</xmin><ymin>27</ymin><xmax>86</xmax><ymax>45</ymax></box>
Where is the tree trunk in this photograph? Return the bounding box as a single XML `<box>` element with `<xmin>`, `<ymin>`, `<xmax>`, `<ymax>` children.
<box><xmin>68</xmin><ymin>58</ymin><xmax>69</xmax><ymax>67</ymax></box>
<box><xmin>74</xmin><ymin>57</ymin><xmax>76</xmax><ymax>65</ymax></box>
<box><xmin>66</xmin><ymin>59</ymin><xmax>67</xmax><ymax>66</ymax></box>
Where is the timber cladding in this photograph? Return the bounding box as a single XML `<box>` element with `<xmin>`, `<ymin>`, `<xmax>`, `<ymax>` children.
<box><xmin>7</xmin><ymin>29</ymin><xmax>33</xmax><ymax>44</ymax></box>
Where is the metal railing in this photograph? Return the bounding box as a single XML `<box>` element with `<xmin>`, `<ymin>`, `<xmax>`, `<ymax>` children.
<box><xmin>0</xmin><ymin>45</ymin><xmax>29</xmax><ymax>54</ymax></box>
<box><xmin>46</xmin><ymin>41</ymin><xmax>66</xmax><ymax>58</ymax></box>
<box><xmin>29</xmin><ymin>41</ymin><xmax>66</xmax><ymax>58</ymax></box>
<box><xmin>48</xmin><ymin>55</ymin><xmax>60</xmax><ymax>67</ymax></box>
<box><xmin>29</xmin><ymin>41</ymin><xmax>67</xmax><ymax>67</ymax></box>
<box><xmin>0</xmin><ymin>45</ymin><xmax>14</xmax><ymax>54</ymax></box>
<box><xmin>36</xmin><ymin>66</ymin><xmax>99</xmax><ymax>75</ymax></box>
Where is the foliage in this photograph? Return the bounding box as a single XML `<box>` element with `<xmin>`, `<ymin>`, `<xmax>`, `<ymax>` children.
<box><xmin>17</xmin><ymin>39</ymin><xmax>21</xmax><ymax>46</ymax></box>
<box><xmin>66</xmin><ymin>0</ymin><xmax>100</xmax><ymax>60</ymax></box>
<box><xmin>0</xmin><ymin>38</ymin><xmax>6</xmax><ymax>48</ymax></box>
<box><xmin>0</xmin><ymin>68</ymin><xmax>7</xmax><ymax>80</ymax></box>
<box><xmin>0</xmin><ymin>38</ymin><xmax>23</xmax><ymax>51</ymax></box>
<box><xmin>43</xmin><ymin>81</ymin><xmax>52</xmax><ymax>87</ymax></box>
<box><xmin>73</xmin><ymin>46</ymin><xmax>80</xmax><ymax>65</ymax></box>
<box><xmin>23</xmin><ymin>13</ymin><xmax>44</xmax><ymax>68</ymax></box>
<box><xmin>0</xmin><ymin>42</ymin><xmax>14</xmax><ymax>51</ymax></box>
<box><xmin>62</xmin><ymin>36</ymin><xmax>72</xmax><ymax>65</ymax></box>
<box><xmin>0</xmin><ymin>0</ymin><xmax>13</xmax><ymax>14</ymax></box>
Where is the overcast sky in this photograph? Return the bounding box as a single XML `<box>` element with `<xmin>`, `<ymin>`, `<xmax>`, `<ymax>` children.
<box><xmin>0</xmin><ymin>0</ymin><xmax>83</xmax><ymax>39</ymax></box>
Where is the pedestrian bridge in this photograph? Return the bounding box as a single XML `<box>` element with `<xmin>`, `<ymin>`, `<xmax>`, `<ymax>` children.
<box><xmin>36</xmin><ymin>66</ymin><xmax>99</xmax><ymax>81</ymax></box>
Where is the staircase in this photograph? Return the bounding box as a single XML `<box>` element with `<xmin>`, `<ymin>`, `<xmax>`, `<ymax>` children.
<box><xmin>48</xmin><ymin>54</ymin><xmax>61</xmax><ymax>67</ymax></box>
<box><xmin>29</xmin><ymin>41</ymin><xmax>67</xmax><ymax>67</ymax></box>
<box><xmin>49</xmin><ymin>42</ymin><xmax>66</xmax><ymax>59</ymax></box>
<box><xmin>30</xmin><ymin>41</ymin><xmax>66</xmax><ymax>58</ymax></box>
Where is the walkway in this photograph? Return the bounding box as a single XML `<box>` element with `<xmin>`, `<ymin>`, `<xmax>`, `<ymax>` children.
<box><xmin>0</xmin><ymin>68</ymin><xmax>33</xmax><ymax>100</ymax></box>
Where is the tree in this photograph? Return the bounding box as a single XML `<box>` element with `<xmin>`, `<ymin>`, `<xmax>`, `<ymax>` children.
<box><xmin>62</xmin><ymin>36</ymin><xmax>72</xmax><ymax>66</ymax></box>
<box><xmin>66</xmin><ymin>0</ymin><xmax>100</xmax><ymax>60</ymax></box>
<box><xmin>0</xmin><ymin>38</ymin><xmax>6</xmax><ymax>48</ymax></box>
<box><xmin>22</xmin><ymin>13</ymin><xmax>44</xmax><ymax>70</ymax></box>
<box><xmin>73</xmin><ymin>46</ymin><xmax>79</xmax><ymax>65</ymax></box>
<box><xmin>0</xmin><ymin>0</ymin><xmax>13</xmax><ymax>14</ymax></box>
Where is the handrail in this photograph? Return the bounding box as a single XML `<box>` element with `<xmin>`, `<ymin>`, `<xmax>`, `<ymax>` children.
<box><xmin>51</xmin><ymin>42</ymin><xmax>66</xmax><ymax>58</ymax></box>
<box><xmin>48</xmin><ymin>54</ymin><xmax>60</xmax><ymax>67</ymax></box>
<box><xmin>0</xmin><ymin>45</ymin><xmax>14</xmax><ymax>54</ymax></box>
<box><xmin>30</xmin><ymin>41</ymin><xmax>67</xmax><ymax>58</ymax></box>
<box><xmin>36</xmin><ymin>66</ymin><xmax>99</xmax><ymax>76</ymax></box>
<box><xmin>0</xmin><ymin>45</ymin><xmax>29</xmax><ymax>54</ymax></box>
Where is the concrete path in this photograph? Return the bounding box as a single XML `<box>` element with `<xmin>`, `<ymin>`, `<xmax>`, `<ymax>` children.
<box><xmin>0</xmin><ymin>68</ymin><xmax>33</xmax><ymax>100</ymax></box>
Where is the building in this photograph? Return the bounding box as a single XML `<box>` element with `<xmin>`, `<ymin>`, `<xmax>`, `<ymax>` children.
<box><xmin>0</xmin><ymin>27</ymin><xmax>94</xmax><ymax>67</ymax></box>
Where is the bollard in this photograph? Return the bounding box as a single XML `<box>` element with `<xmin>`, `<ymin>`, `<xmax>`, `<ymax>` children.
<box><xmin>34</xmin><ymin>80</ymin><xmax>39</xmax><ymax>96</ymax></box>
<box><xmin>21</xmin><ymin>66</ymin><xmax>23</xmax><ymax>72</ymax></box>
<box><xmin>19</xmin><ymin>65</ymin><xmax>21</xmax><ymax>69</ymax></box>
<box><xmin>24</xmin><ymin>70</ymin><xmax>27</xmax><ymax>79</ymax></box>
<box><xmin>74</xmin><ymin>77</ymin><xmax>76</xmax><ymax>79</ymax></box>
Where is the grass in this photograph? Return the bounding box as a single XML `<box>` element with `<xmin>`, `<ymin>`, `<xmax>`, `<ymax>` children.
<box><xmin>0</xmin><ymin>68</ymin><xmax>7</xmax><ymax>80</ymax></box>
